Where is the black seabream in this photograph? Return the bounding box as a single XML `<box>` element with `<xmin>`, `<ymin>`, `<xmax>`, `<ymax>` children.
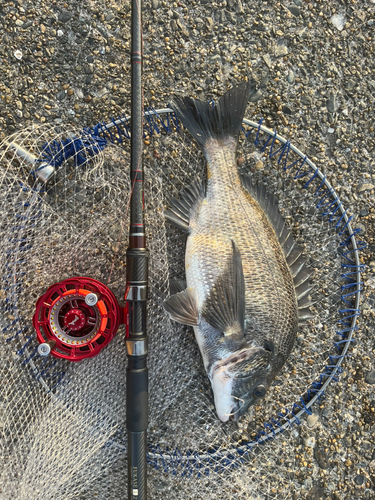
<box><xmin>163</xmin><ymin>82</ymin><xmax>312</xmax><ymax>422</ymax></box>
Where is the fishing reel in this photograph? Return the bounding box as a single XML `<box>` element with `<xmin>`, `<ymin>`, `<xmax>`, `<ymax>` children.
<box><xmin>33</xmin><ymin>277</ymin><xmax>128</xmax><ymax>361</ymax></box>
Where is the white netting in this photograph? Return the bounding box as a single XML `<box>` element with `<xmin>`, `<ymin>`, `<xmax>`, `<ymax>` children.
<box><xmin>0</xmin><ymin>119</ymin><xmax>359</xmax><ymax>500</ymax></box>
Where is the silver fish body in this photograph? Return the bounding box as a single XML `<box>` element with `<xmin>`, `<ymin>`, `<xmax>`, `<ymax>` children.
<box><xmin>164</xmin><ymin>83</ymin><xmax>311</xmax><ymax>422</ymax></box>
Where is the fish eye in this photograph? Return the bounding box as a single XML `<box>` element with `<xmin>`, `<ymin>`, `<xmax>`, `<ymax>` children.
<box><xmin>253</xmin><ymin>384</ymin><xmax>267</xmax><ymax>398</ymax></box>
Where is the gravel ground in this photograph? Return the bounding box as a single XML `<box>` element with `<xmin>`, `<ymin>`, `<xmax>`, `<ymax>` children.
<box><xmin>0</xmin><ymin>0</ymin><xmax>374</xmax><ymax>499</ymax></box>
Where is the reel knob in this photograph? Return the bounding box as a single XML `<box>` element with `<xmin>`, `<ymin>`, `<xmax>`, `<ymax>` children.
<box><xmin>33</xmin><ymin>277</ymin><xmax>125</xmax><ymax>361</ymax></box>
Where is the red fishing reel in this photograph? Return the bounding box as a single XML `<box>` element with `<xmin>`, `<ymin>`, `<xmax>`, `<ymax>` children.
<box><xmin>33</xmin><ymin>277</ymin><xmax>127</xmax><ymax>361</ymax></box>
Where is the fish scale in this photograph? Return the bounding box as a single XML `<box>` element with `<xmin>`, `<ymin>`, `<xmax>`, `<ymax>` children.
<box><xmin>186</xmin><ymin>138</ymin><xmax>297</xmax><ymax>357</ymax></box>
<box><xmin>164</xmin><ymin>82</ymin><xmax>310</xmax><ymax>422</ymax></box>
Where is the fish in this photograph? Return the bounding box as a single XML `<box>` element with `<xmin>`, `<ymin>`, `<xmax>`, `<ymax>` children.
<box><xmin>163</xmin><ymin>82</ymin><xmax>312</xmax><ymax>422</ymax></box>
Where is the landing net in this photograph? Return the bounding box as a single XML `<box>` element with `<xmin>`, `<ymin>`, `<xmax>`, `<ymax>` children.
<box><xmin>0</xmin><ymin>110</ymin><xmax>363</xmax><ymax>499</ymax></box>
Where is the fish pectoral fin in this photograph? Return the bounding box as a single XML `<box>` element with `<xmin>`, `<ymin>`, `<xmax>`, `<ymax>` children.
<box><xmin>169</xmin><ymin>278</ymin><xmax>187</xmax><ymax>295</ymax></box>
<box><xmin>163</xmin><ymin>287</ymin><xmax>199</xmax><ymax>326</ymax></box>
<box><xmin>223</xmin><ymin>322</ymin><xmax>243</xmax><ymax>339</ymax></box>
<box><xmin>202</xmin><ymin>241</ymin><xmax>245</xmax><ymax>338</ymax></box>
<box><xmin>165</xmin><ymin>178</ymin><xmax>205</xmax><ymax>233</ymax></box>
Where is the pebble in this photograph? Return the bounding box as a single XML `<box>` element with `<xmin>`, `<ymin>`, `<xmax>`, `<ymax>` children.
<box><xmin>314</xmin><ymin>448</ymin><xmax>330</xmax><ymax>469</ymax></box>
<box><xmin>345</xmin><ymin>79</ymin><xmax>356</xmax><ymax>91</ymax></box>
<box><xmin>282</xmin><ymin>105</ymin><xmax>293</xmax><ymax>115</ymax></box>
<box><xmin>58</xmin><ymin>11</ymin><xmax>72</xmax><ymax>23</ymax></box>
<box><xmin>306</xmin><ymin>486</ymin><xmax>325</xmax><ymax>500</ymax></box>
<box><xmin>364</xmin><ymin>370</ymin><xmax>375</xmax><ymax>384</ymax></box>
<box><xmin>288</xmin><ymin>5</ymin><xmax>301</xmax><ymax>17</ymax></box>
<box><xmin>209</xmin><ymin>54</ymin><xmax>221</xmax><ymax>64</ymax></box>
<box><xmin>304</xmin><ymin>477</ymin><xmax>313</xmax><ymax>489</ymax></box>
<box><xmin>275</xmin><ymin>45</ymin><xmax>288</xmax><ymax>57</ymax></box>
<box><xmin>263</xmin><ymin>54</ymin><xmax>272</xmax><ymax>68</ymax></box>
<box><xmin>152</xmin><ymin>0</ymin><xmax>159</xmax><ymax>8</ymax></box>
<box><xmin>304</xmin><ymin>436</ymin><xmax>316</xmax><ymax>448</ymax></box>
<box><xmin>357</xmin><ymin>183</ymin><xmax>374</xmax><ymax>194</ymax></box>
<box><xmin>14</xmin><ymin>50</ymin><xmax>22</xmax><ymax>60</ymax></box>
<box><xmin>56</xmin><ymin>90</ymin><xmax>66</xmax><ymax>101</ymax></box>
<box><xmin>287</xmin><ymin>70</ymin><xmax>295</xmax><ymax>84</ymax></box>
<box><xmin>170</xmin><ymin>20</ymin><xmax>179</xmax><ymax>31</ymax></box>
<box><xmin>326</xmin><ymin>94</ymin><xmax>339</xmax><ymax>113</ymax></box>
<box><xmin>306</xmin><ymin>413</ymin><xmax>319</xmax><ymax>428</ymax></box>
<box><xmin>354</xmin><ymin>475</ymin><xmax>365</xmax><ymax>486</ymax></box>
<box><xmin>330</xmin><ymin>13</ymin><xmax>347</xmax><ymax>31</ymax></box>
<box><xmin>301</xmin><ymin>95</ymin><xmax>312</xmax><ymax>105</ymax></box>
<box><xmin>291</xmin><ymin>428</ymin><xmax>299</xmax><ymax>439</ymax></box>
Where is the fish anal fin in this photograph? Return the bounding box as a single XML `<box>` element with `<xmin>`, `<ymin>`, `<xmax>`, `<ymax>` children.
<box><xmin>290</xmin><ymin>255</ymin><xmax>306</xmax><ymax>278</ymax></box>
<box><xmin>287</xmin><ymin>245</ymin><xmax>303</xmax><ymax>266</ymax></box>
<box><xmin>294</xmin><ymin>268</ymin><xmax>310</xmax><ymax>287</ymax></box>
<box><xmin>202</xmin><ymin>241</ymin><xmax>245</xmax><ymax>339</ymax></box>
<box><xmin>163</xmin><ymin>288</ymin><xmax>199</xmax><ymax>326</ymax></box>
<box><xmin>298</xmin><ymin>294</ymin><xmax>314</xmax><ymax>309</ymax></box>
<box><xmin>298</xmin><ymin>307</ymin><xmax>314</xmax><ymax>324</ymax></box>
<box><xmin>165</xmin><ymin>178</ymin><xmax>205</xmax><ymax>233</ymax></box>
<box><xmin>295</xmin><ymin>280</ymin><xmax>312</xmax><ymax>300</ymax></box>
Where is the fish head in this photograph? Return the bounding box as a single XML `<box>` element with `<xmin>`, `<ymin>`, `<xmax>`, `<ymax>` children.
<box><xmin>210</xmin><ymin>345</ymin><xmax>275</xmax><ymax>422</ymax></box>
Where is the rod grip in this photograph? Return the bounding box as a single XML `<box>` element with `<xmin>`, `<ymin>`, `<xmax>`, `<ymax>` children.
<box><xmin>126</xmin><ymin>355</ymin><xmax>148</xmax><ymax>432</ymax></box>
<box><xmin>128</xmin><ymin>430</ymin><xmax>147</xmax><ymax>500</ymax></box>
<box><xmin>127</xmin><ymin>355</ymin><xmax>148</xmax><ymax>500</ymax></box>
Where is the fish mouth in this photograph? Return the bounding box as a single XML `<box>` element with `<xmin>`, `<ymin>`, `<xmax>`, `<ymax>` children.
<box><xmin>227</xmin><ymin>399</ymin><xmax>249</xmax><ymax>422</ymax></box>
<box><xmin>210</xmin><ymin>347</ymin><xmax>272</xmax><ymax>422</ymax></box>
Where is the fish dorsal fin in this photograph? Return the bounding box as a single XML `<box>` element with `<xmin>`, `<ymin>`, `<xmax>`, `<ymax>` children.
<box><xmin>202</xmin><ymin>241</ymin><xmax>245</xmax><ymax>338</ymax></box>
<box><xmin>240</xmin><ymin>177</ymin><xmax>290</xmax><ymax>244</ymax></box>
<box><xmin>163</xmin><ymin>287</ymin><xmax>199</xmax><ymax>326</ymax></box>
<box><xmin>241</xmin><ymin>176</ymin><xmax>313</xmax><ymax>325</ymax></box>
<box><xmin>165</xmin><ymin>178</ymin><xmax>205</xmax><ymax>233</ymax></box>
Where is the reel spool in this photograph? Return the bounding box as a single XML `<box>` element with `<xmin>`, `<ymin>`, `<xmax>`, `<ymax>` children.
<box><xmin>33</xmin><ymin>277</ymin><xmax>126</xmax><ymax>361</ymax></box>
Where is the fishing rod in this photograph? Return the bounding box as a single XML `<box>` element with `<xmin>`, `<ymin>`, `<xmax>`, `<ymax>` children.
<box><xmin>124</xmin><ymin>0</ymin><xmax>149</xmax><ymax>498</ymax></box>
<box><xmin>17</xmin><ymin>0</ymin><xmax>149</xmax><ymax>496</ymax></box>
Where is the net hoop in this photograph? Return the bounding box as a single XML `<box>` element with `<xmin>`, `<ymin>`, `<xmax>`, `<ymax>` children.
<box><xmin>1</xmin><ymin>108</ymin><xmax>364</xmax><ymax>471</ymax></box>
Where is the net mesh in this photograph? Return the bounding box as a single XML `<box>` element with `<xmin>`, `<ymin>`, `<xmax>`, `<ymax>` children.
<box><xmin>0</xmin><ymin>117</ymin><xmax>361</xmax><ymax>500</ymax></box>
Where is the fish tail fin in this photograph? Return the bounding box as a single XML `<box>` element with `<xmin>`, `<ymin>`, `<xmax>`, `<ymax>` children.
<box><xmin>171</xmin><ymin>81</ymin><xmax>251</xmax><ymax>149</ymax></box>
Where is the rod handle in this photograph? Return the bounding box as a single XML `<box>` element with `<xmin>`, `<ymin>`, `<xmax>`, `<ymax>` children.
<box><xmin>128</xmin><ymin>430</ymin><xmax>147</xmax><ymax>500</ymax></box>
<box><xmin>127</xmin><ymin>355</ymin><xmax>148</xmax><ymax>499</ymax></box>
